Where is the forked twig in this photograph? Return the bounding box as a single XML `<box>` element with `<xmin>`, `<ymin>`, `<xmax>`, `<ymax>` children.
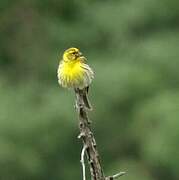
<box><xmin>75</xmin><ymin>88</ymin><xmax>126</xmax><ymax>180</ymax></box>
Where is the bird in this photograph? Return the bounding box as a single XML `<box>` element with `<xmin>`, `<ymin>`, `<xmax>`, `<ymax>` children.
<box><xmin>57</xmin><ymin>47</ymin><xmax>94</xmax><ymax>110</ymax></box>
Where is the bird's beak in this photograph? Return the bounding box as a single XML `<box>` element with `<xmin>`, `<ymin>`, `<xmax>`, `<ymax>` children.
<box><xmin>79</xmin><ymin>52</ymin><xmax>83</xmax><ymax>57</ymax></box>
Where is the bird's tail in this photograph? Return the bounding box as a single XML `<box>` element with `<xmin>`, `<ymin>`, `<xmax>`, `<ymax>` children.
<box><xmin>75</xmin><ymin>87</ymin><xmax>92</xmax><ymax>110</ymax></box>
<box><xmin>80</xmin><ymin>87</ymin><xmax>92</xmax><ymax>110</ymax></box>
<box><xmin>83</xmin><ymin>87</ymin><xmax>92</xmax><ymax>110</ymax></box>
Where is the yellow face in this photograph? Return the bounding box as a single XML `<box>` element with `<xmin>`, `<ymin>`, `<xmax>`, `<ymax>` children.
<box><xmin>63</xmin><ymin>47</ymin><xmax>83</xmax><ymax>62</ymax></box>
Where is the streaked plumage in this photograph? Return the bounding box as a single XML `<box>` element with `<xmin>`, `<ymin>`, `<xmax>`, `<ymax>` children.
<box><xmin>57</xmin><ymin>47</ymin><xmax>94</xmax><ymax>109</ymax></box>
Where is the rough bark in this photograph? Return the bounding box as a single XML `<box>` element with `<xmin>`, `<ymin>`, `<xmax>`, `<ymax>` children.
<box><xmin>75</xmin><ymin>88</ymin><xmax>125</xmax><ymax>180</ymax></box>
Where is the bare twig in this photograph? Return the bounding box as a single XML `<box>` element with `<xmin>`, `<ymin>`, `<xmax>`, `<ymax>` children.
<box><xmin>75</xmin><ymin>88</ymin><xmax>105</xmax><ymax>180</ymax></box>
<box><xmin>106</xmin><ymin>172</ymin><xmax>126</xmax><ymax>180</ymax></box>
<box><xmin>81</xmin><ymin>145</ymin><xmax>87</xmax><ymax>180</ymax></box>
<box><xmin>74</xmin><ymin>88</ymin><xmax>125</xmax><ymax>180</ymax></box>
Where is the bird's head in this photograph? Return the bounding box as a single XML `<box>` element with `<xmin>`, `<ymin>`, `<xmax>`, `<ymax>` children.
<box><xmin>63</xmin><ymin>47</ymin><xmax>83</xmax><ymax>62</ymax></box>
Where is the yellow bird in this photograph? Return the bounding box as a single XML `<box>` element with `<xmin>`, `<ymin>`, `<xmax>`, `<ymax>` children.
<box><xmin>57</xmin><ymin>47</ymin><xmax>94</xmax><ymax>110</ymax></box>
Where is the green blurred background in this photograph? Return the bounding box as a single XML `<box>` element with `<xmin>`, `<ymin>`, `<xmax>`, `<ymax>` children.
<box><xmin>0</xmin><ymin>0</ymin><xmax>179</xmax><ymax>179</ymax></box>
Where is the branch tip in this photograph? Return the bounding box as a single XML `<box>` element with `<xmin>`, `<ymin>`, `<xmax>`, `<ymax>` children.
<box><xmin>78</xmin><ymin>132</ymin><xmax>85</xmax><ymax>139</ymax></box>
<box><xmin>106</xmin><ymin>171</ymin><xmax>126</xmax><ymax>180</ymax></box>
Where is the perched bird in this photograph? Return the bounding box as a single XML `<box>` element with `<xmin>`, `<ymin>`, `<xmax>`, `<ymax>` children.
<box><xmin>57</xmin><ymin>47</ymin><xmax>94</xmax><ymax>110</ymax></box>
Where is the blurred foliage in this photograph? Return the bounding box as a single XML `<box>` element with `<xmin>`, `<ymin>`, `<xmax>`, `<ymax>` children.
<box><xmin>0</xmin><ymin>0</ymin><xmax>179</xmax><ymax>179</ymax></box>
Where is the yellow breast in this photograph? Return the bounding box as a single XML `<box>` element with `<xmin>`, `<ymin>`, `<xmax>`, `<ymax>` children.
<box><xmin>58</xmin><ymin>59</ymin><xmax>92</xmax><ymax>89</ymax></box>
<box><xmin>62</xmin><ymin>60</ymin><xmax>83</xmax><ymax>78</ymax></box>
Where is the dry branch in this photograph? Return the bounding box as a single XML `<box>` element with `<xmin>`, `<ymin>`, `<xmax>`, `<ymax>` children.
<box><xmin>74</xmin><ymin>88</ymin><xmax>126</xmax><ymax>180</ymax></box>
